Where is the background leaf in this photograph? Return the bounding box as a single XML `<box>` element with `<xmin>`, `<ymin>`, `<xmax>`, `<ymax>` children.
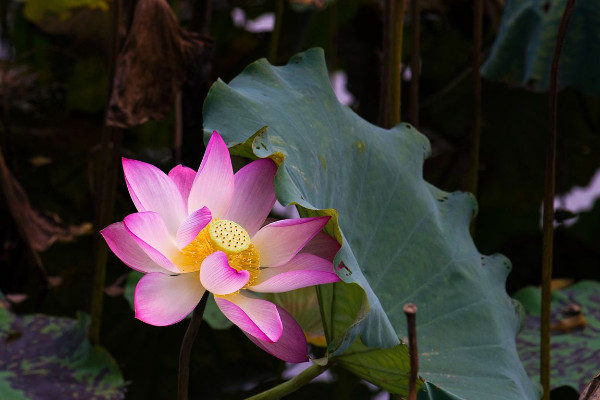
<box><xmin>0</xmin><ymin>308</ymin><xmax>125</xmax><ymax>400</ymax></box>
<box><xmin>514</xmin><ymin>280</ymin><xmax>600</xmax><ymax>392</ymax></box>
<box><xmin>202</xmin><ymin>48</ymin><xmax>539</xmax><ymax>399</ymax></box>
<box><xmin>482</xmin><ymin>0</ymin><xmax>600</xmax><ymax>96</ymax></box>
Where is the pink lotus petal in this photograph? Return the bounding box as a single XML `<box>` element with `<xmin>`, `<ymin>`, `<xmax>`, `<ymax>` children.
<box><xmin>168</xmin><ymin>165</ymin><xmax>196</xmax><ymax>210</ymax></box>
<box><xmin>252</xmin><ymin>217</ymin><xmax>331</xmax><ymax>268</ymax></box>
<box><xmin>188</xmin><ymin>132</ymin><xmax>234</xmax><ymax>219</ymax></box>
<box><xmin>101</xmin><ymin>222</ymin><xmax>168</xmax><ymax>274</ymax></box>
<box><xmin>135</xmin><ymin>272</ymin><xmax>205</xmax><ymax>326</ymax></box>
<box><xmin>123</xmin><ymin>158</ymin><xmax>186</xmax><ymax>234</ymax></box>
<box><xmin>243</xmin><ymin>305</ymin><xmax>309</xmax><ymax>363</ymax></box>
<box><xmin>123</xmin><ymin>212</ymin><xmax>180</xmax><ymax>273</ymax></box>
<box><xmin>215</xmin><ymin>292</ymin><xmax>282</xmax><ymax>342</ymax></box>
<box><xmin>224</xmin><ymin>159</ymin><xmax>277</xmax><ymax>237</ymax></box>
<box><xmin>250</xmin><ymin>253</ymin><xmax>340</xmax><ymax>293</ymax></box>
<box><xmin>301</xmin><ymin>231</ymin><xmax>340</xmax><ymax>262</ymax></box>
<box><xmin>176</xmin><ymin>206</ymin><xmax>212</xmax><ymax>249</ymax></box>
<box><xmin>200</xmin><ymin>252</ymin><xmax>250</xmax><ymax>295</ymax></box>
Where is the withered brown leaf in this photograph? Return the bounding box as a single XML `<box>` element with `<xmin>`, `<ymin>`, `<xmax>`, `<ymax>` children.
<box><xmin>106</xmin><ymin>0</ymin><xmax>212</xmax><ymax>128</ymax></box>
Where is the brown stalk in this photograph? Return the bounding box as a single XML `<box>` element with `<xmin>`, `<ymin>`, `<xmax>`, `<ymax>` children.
<box><xmin>541</xmin><ymin>0</ymin><xmax>576</xmax><ymax>398</ymax></box>
<box><xmin>404</xmin><ymin>303</ymin><xmax>419</xmax><ymax>400</ymax></box>
<box><xmin>89</xmin><ymin>0</ymin><xmax>124</xmax><ymax>345</ymax></box>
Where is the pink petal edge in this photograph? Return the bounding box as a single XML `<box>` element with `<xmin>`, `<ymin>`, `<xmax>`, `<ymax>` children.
<box><xmin>199</xmin><ymin>252</ymin><xmax>250</xmax><ymax>295</ymax></box>
<box><xmin>252</xmin><ymin>216</ymin><xmax>331</xmax><ymax>268</ymax></box>
<box><xmin>134</xmin><ymin>272</ymin><xmax>205</xmax><ymax>326</ymax></box>
<box><xmin>243</xmin><ymin>305</ymin><xmax>309</xmax><ymax>363</ymax></box>
<box><xmin>224</xmin><ymin>158</ymin><xmax>277</xmax><ymax>237</ymax></box>
<box><xmin>101</xmin><ymin>222</ymin><xmax>168</xmax><ymax>274</ymax></box>
<box><xmin>122</xmin><ymin>158</ymin><xmax>186</xmax><ymax>234</ymax></box>
<box><xmin>214</xmin><ymin>292</ymin><xmax>282</xmax><ymax>343</ymax></box>
<box><xmin>123</xmin><ymin>212</ymin><xmax>180</xmax><ymax>273</ymax></box>
<box><xmin>301</xmin><ymin>231</ymin><xmax>341</xmax><ymax>262</ymax></box>
<box><xmin>250</xmin><ymin>253</ymin><xmax>340</xmax><ymax>293</ymax></box>
<box><xmin>187</xmin><ymin>132</ymin><xmax>234</xmax><ymax>219</ymax></box>
<box><xmin>168</xmin><ymin>165</ymin><xmax>197</xmax><ymax>211</ymax></box>
<box><xmin>176</xmin><ymin>206</ymin><xmax>212</xmax><ymax>249</ymax></box>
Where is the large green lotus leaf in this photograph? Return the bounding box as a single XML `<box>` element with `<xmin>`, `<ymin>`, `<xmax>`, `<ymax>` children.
<box><xmin>481</xmin><ymin>0</ymin><xmax>600</xmax><ymax>97</ymax></box>
<box><xmin>202</xmin><ymin>48</ymin><xmax>538</xmax><ymax>399</ymax></box>
<box><xmin>0</xmin><ymin>308</ymin><xmax>125</xmax><ymax>400</ymax></box>
<box><xmin>514</xmin><ymin>280</ymin><xmax>600</xmax><ymax>391</ymax></box>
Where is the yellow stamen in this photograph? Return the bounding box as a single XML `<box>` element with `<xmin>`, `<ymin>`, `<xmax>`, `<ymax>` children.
<box><xmin>179</xmin><ymin>219</ymin><xmax>260</xmax><ymax>289</ymax></box>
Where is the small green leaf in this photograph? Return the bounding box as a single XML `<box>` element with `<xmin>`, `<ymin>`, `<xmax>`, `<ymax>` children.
<box><xmin>19</xmin><ymin>0</ymin><xmax>110</xmax><ymax>22</ymax></box>
<box><xmin>123</xmin><ymin>270</ymin><xmax>143</xmax><ymax>311</ymax></box>
<box><xmin>204</xmin><ymin>294</ymin><xmax>233</xmax><ymax>330</ymax></box>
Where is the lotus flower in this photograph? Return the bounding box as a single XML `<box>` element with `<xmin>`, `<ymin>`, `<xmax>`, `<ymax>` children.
<box><xmin>101</xmin><ymin>131</ymin><xmax>340</xmax><ymax>362</ymax></box>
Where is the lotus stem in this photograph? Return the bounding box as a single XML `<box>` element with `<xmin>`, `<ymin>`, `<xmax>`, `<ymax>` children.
<box><xmin>246</xmin><ymin>363</ymin><xmax>329</xmax><ymax>400</ymax></box>
<box><xmin>541</xmin><ymin>0</ymin><xmax>576</xmax><ymax>398</ymax></box>
<box><xmin>404</xmin><ymin>303</ymin><xmax>419</xmax><ymax>400</ymax></box>
<box><xmin>178</xmin><ymin>291</ymin><xmax>210</xmax><ymax>400</ymax></box>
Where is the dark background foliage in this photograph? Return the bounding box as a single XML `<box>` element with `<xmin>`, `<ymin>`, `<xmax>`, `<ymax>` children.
<box><xmin>0</xmin><ymin>0</ymin><xmax>598</xmax><ymax>398</ymax></box>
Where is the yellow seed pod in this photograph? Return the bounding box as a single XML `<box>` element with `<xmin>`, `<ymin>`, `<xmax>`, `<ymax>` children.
<box><xmin>209</xmin><ymin>220</ymin><xmax>250</xmax><ymax>254</ymax></box>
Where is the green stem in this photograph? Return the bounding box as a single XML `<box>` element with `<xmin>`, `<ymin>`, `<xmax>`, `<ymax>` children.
<box><xmin>178</xmin><ymin>291</ymin><xmax>210</xmax><ymax>400</ymax></box>
<box><xmin>409</xmin><ymin>0</ymin><xmax>420</xmax><ymax>128</ymax></box>
<box><xmin>246</xmin><ymin>363</ymin><xmax>329</xmax><ymax>400</ymax></box>
<box><xmin>469</xmin><ymin>0</ymin><xmax>483</xmax><ymax>200</ymax></box>
<box><xmin>390</xmin><ymin>0</ymin><xmax>407</xmax><ymax>127</ymax></box>
<box><xmin>541</xmin><ymin>0</ymin><xmax>576</xmax><ymax>398</ymax></box>
<box><xmin>268</xmin><ymin>0</ymin><xmax>284</xmax><ymax>64</ymax></box>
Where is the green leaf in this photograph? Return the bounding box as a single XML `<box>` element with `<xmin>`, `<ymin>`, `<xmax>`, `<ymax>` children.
<box><xmin>203</xmin><ymin>48</ymin><xmax>538</xmax><ymax>399</ymax></box>
<box><xmin>482</xmin><ymin>0</ymin><xmax>600</xmax><ymax>96</ymax></box>
<box><xmin>515</xmin><ymin>280</ymin><xmax>600</xmax><ymax>392</ymax></box>
<box><xmin>204</xmin><ymin>294</ymin><xmax>233</xmax><ymax>330</ymax></box>
<box><xmin>0</xmin><ymin>310</ymin><xmax>125</xmax><ymax>400</ymax></box>
<box><xmin>417</xmin><ymin>382</ymin><xmax>467</xmax><ymax>400</ymax></box>
<box><xmin>123</xmin><ymin>270</ymin><xmax>142</xmax><ymax>311</ymax></box>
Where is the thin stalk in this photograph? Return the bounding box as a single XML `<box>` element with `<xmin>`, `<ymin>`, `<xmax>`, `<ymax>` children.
<box><xmin>379</xmin><ymin>0</ymin><xmax>407</xmax><ymax>128</ymax></box>
<box><xmin>268</xmin><ymin>0</ymin><xmax>284</xmax><ymax>64</ymax></box>
<box><xmin>89</xmin><ymin>0</ymin><xmax>123</xmax><ymax>345</ymax></box>
<box><xmin>541</xmin><ymin>0</ymin><xmax>576</xmax><ymax>398</ymax></box>
<box><xmin>174</xmin><ymin>91</ymin><xmax>182</xmax><ymax>164</ymax></box>
<box><xmin>178</xmin><ymin>291</ymin><xmax>210</xmax><ymax>400</ymax></box>
<box><xmin>404</xmin><ymin>304</ymin><xmax>418</xmax><ymax>400</ymax></box>
<box><xmin>390</xmin><ymin>0</ymin><xmax>407</xmax><ymax>127</ymax></box>
<box><xmin>246</xmin><ymin>363</ymin><xmax>329</xmax><ymax>400</ymax></box>
<box><xmin>194</xmin><ymin>0</ymin><xmax>211</xmax><ymax>36</ymax></box>
<box><xmin>409</xmin><ymin>0</ymin><xmax>420</xmax><ymax>128</ymax></box>
<box><xmin>469</xmin><ymin>0</ymin><xmax>483</xmax><ymax>199</ymax></box>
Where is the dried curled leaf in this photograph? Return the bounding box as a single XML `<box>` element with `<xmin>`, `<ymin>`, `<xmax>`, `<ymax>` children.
<box><xmin>106</xmin><ymin>0</ymin><xmax>213</xmax><ymax>128</ymax></box>
<box><xmin>0</xmin><ymin>152</ymin><xmax>91</xmax><ymax>253</ymax></box>
<box><xmin>580</xmin><ymin>371</ymin><xmax>600</xmax><ymax>400</ymax></box>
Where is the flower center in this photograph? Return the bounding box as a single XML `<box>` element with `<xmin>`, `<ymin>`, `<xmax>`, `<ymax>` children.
<box><xmin>209</xmin><ymin>220</ymin><xmax>250</xmax><ymax>253</ymax></box>
<box><xmin>179</xmin><ymin>219</ymin><xmax>260</xmax><ymax>288</ymax></box>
